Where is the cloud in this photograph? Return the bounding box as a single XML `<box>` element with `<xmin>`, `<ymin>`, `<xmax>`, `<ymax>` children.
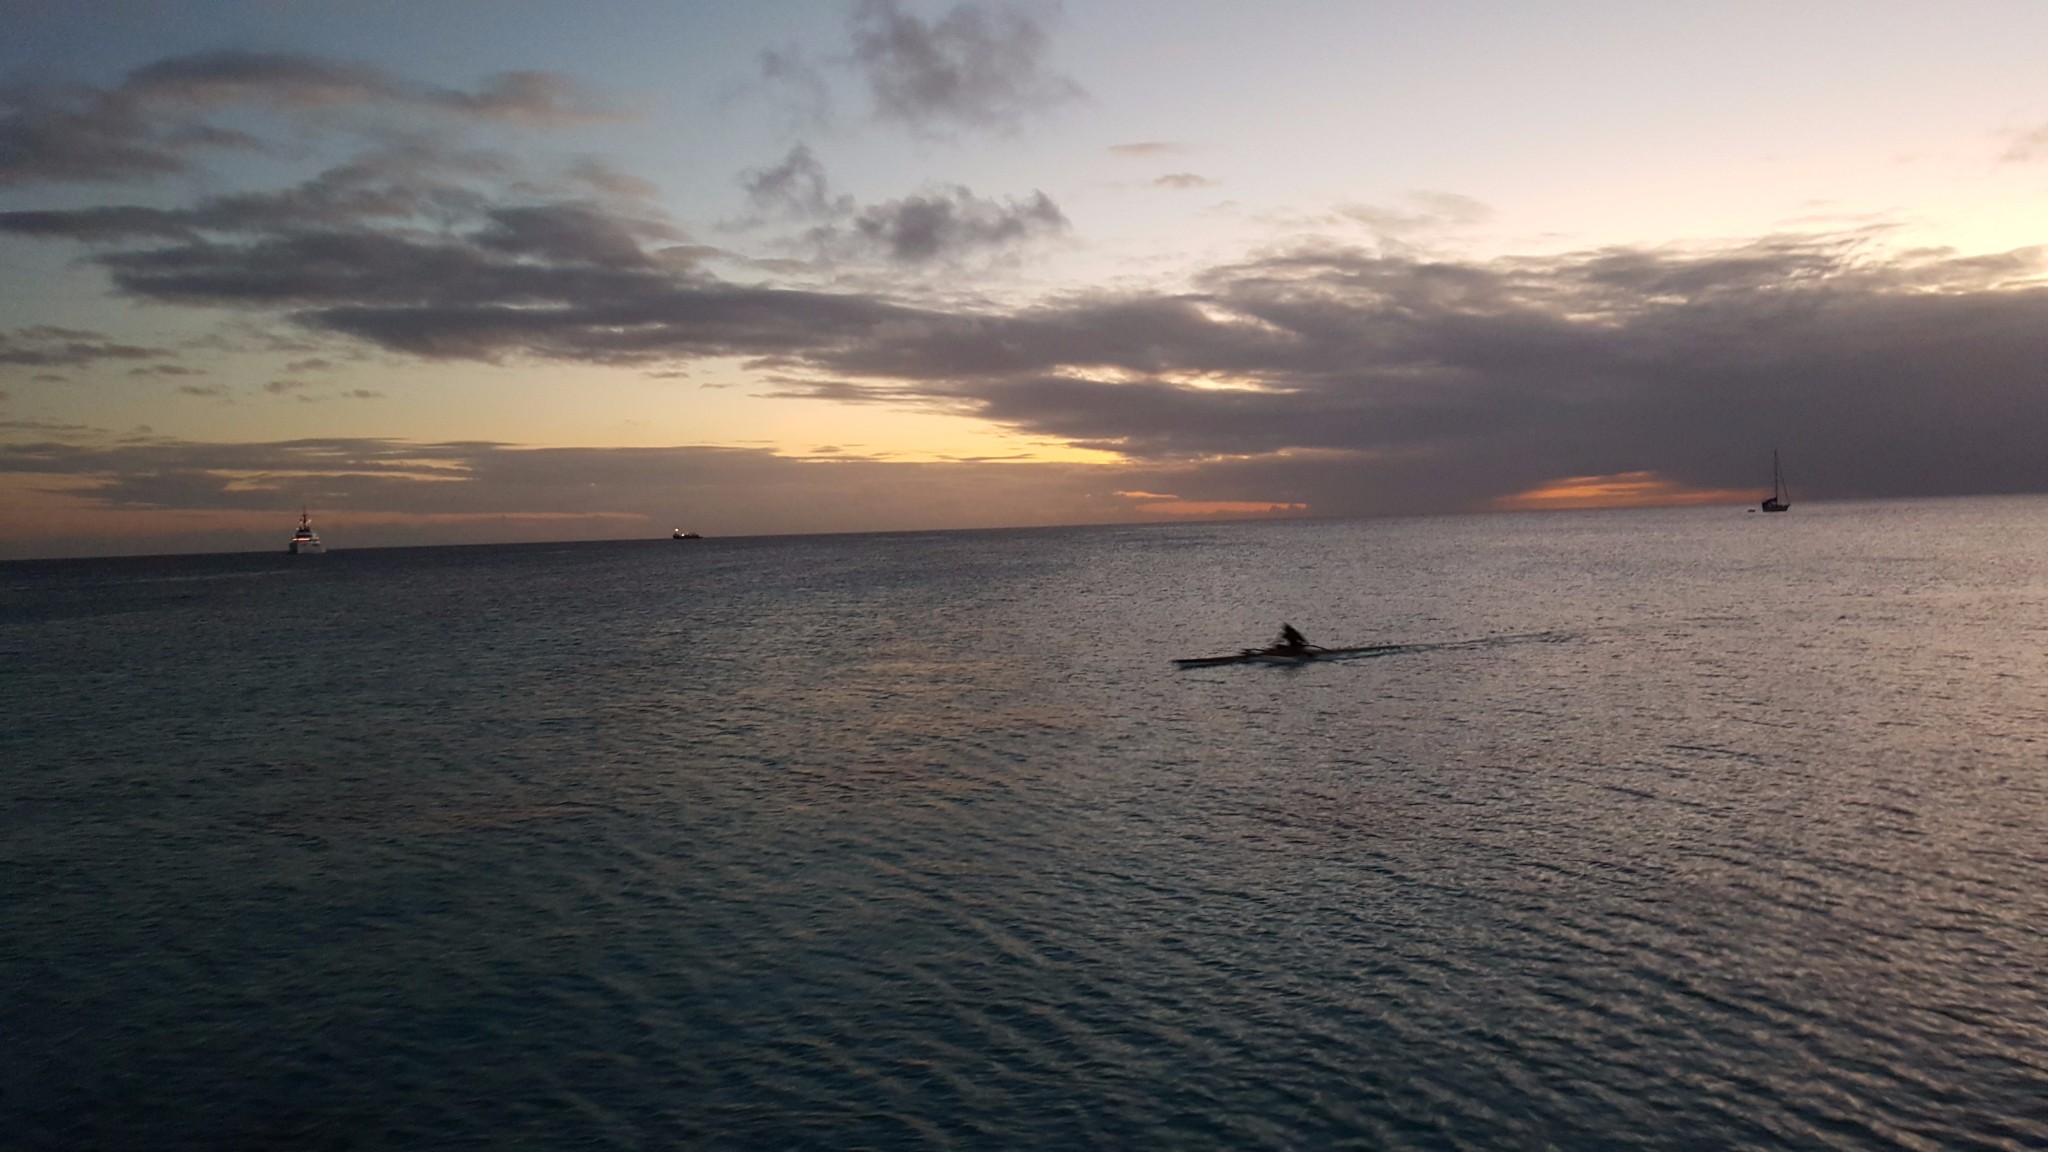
<box><xmin>1109</xmin><ymin>141</ymin><xmax>1188</xmax><ymax>157</ymax></box>
<box><xmin>1336</xmin><ymin>191</ymin><xmax>1494</xmax><ymax>247</ymax></box>
<box><xmin>129</xmin><ymin>52</ymin><xmax>620</xmax><ymax>126</ymax></box>
<box><xmin>478</xmin><ymin>202</ymin><xmax>679</xmax><ymax>266</ymax></box>
<box><xmin>3</xmin><ymin>197</ymin><xmax>693</xmax><ymax>335</ymax></box>
<box><xmin>417</xmin><ymin>70</ymin><xmax>619</xmax><ymax>127</ymax></box>
<box><xmin>0</xmin><ymin>143</ymin><xmax>534</xmax><ymax>242</ymax></box>
<box><xmin>844</xmin><ymin>185</ymin><xmax>1066</xmax><ymax>262</ymax></box>
<box><xmin>1115</xmin><ymin>489</ymin><xmax>1307</xmax><ymax>516</ymax></box>
<box><xmin>2003</xmin><ymin>122</ymin><xmax>2048</xmax><ymax>162</ymax></box>
<box><xmin>262</xmin><ymin>380</ymin><xmax>385</xmax><ymax>402</ymax></box>
<box><xmin>23</xmin><ymin>161</ymin><xmax>2048</xmax><ymax>512</ymax></box>
<box><xmin>0</xmin><ymin>50</ymin><xmax>616</xmax><ymax>186</ymax></box>
<box><xmin>730</xmin><ymin>146</ymin><xmax>1065</xmax><ymax>266</ymax></box>
<box><xmin>4</xmin><ymin>120</ymin><xmax>1062</xmax><ymax>305</ymax></box>
<box><xmin>739</xmin><ymin>144</ymin><xmax>854</xmax><ymax>220</ymax></box>
<box><xmin>1152</xmin><ymin>173</ymin><xmax>1217</xmax><ymax>190</ymax></box>
<box><xmin>563</xmin><ymin>158</ymin><xmax>663</xmax><ymax>202</ymax></box>
<box><xmin>755</xmin><ymin>236</ymin><xmax>2048</xmax><ymax>507</ymax></box>
<box><xmin>1491</xmin><ymin>471</ymin><xmax>1753</xmax><ymax>510</ymax></box>
<box><xmin>849</xmin><ymin>0</ymin><xmax>1082</xmax><ymax>136</ymax></box>
<box><xmin>10</xmin><ymin>64</ymin><xmax>2048</xmax><ymax>519</ymax></box>
<box><xmin>0</xmin><ymin>326</ymin><xmax>171</xmax><ymax>368</ymax></box>
<box><xmin>0</xmin><ymin>84</ymin><xmax>241</xmax><ymax>187</ymax></box>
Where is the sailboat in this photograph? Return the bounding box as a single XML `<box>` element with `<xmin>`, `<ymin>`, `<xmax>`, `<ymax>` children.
<box><xmin>1760</xmin><ymin>450</ymin><xmax>1790</xmax><ymax>513</ymax></box>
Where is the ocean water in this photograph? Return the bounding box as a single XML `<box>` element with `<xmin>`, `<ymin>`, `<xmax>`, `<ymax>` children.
<box><xmin>3</xmin><ymin>498</ymin><xmax>2046</xmax><ymax>1150</ymax></box>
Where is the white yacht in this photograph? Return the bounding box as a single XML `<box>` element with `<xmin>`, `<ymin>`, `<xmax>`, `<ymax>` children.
<box><xmin>289</xmin><ymin>509</ymin><xmax>324</xmax><ymax>554</ymax></box>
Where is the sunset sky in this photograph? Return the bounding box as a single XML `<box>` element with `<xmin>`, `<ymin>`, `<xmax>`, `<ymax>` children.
<box><xmin>5</xmin><ymin>0</ymin><xmax>2048</xmax><ymax>557</ymax></box>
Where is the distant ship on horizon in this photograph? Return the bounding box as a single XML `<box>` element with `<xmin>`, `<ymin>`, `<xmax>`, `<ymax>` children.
<box><xmin>673</xmin><ymin>528</ymin><xmax>703</xmax><ymax>540</ymax></box>
<box><xmin>289</xmin><ymin>509</ymin><xmax>324</xmax><ymax>554</ymax></box>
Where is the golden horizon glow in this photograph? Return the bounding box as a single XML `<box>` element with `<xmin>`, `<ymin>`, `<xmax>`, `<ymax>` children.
<box><xmin>1127</xmin><ymin>498</ymin><xmax>1310</xmax><ymax>517</ymax></box>
<box><xmin>1492</xmin><ymin>471</ymin><xmax>1755</xmax><ymax>511</ymax></box>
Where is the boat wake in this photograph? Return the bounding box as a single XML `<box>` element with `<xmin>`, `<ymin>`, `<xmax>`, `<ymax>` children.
<box><xmin>1174</xmin><ymin>630</ymin><xmax>1571</xmax><ymax>669</ymax></box>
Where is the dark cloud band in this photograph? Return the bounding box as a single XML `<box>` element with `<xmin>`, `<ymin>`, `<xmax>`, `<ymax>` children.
<box><xmin>0</xmin><ymin>50</ymin><xmax>616</xmax><ymax>186</ymax></box>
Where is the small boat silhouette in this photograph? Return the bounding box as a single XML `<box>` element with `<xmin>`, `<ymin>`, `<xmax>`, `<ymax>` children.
<box><xmin>1761</xmin><ymin>450</ymin><xmax>1790</xmax><ymax>513</ymax></box>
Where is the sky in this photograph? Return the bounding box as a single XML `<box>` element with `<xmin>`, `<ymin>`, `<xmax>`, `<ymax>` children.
<box><xmin>3</xmin><ymin>0</ymin><xmax>2048</xmax><ymax>558</ymax></box>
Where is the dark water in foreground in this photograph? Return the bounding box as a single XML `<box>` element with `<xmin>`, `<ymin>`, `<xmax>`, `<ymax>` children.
<box><xmin>4</xmin><ymin>499</ymin><xmax>2046</xmax><ymax>1150</ymax></box>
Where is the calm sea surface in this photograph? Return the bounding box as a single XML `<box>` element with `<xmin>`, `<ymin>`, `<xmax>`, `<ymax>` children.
<box><xmin>4</xmin><ymin>499</ymin><xmax>2046</xmax><ymax>1150</ymax></box>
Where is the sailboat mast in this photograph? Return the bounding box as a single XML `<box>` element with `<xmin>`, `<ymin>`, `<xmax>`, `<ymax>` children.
<box><xmin>1760</xmin><ymin>449</ymin><xmax>1790</xmax><ymax>512</ymax></box>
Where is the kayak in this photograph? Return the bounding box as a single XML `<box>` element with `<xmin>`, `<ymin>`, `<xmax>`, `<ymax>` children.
<box><xmin>1174</xmin><ymin>644</ymin><xmax>1406</xmax><ymax>668</ymax></box>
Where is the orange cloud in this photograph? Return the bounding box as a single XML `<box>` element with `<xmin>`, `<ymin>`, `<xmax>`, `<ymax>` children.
<box><xmin>1114</xmin><ymin>489</ymin><xmax>1308</xmax><ymax>516</ymax></box>
<box><xmin>1493</xmin><ymin>471</ymin><xmax>1753</xmax><ymax>511</ymax></box>
<box><xmin>1129</xmin><ymin>499</ymin><xmax>1309</xmax><ymax>517</ymax></box>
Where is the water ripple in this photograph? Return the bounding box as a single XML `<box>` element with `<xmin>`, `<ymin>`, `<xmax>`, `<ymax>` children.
<box><xmin>5</xmin><ymin>504</ymin><xmax>2048</xmax><ymax>1147</ymax></box>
